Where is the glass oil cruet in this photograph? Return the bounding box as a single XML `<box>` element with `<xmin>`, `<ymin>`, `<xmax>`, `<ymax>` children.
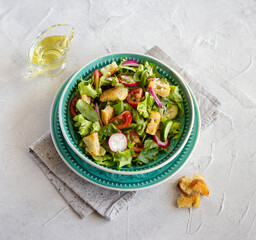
<box><xmin>26</xmin><ymin>24</ymin><xmax>74</xmax><ymax>79</ymax></box>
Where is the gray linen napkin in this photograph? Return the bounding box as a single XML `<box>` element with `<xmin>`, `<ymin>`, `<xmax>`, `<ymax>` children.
<box><xmin>29</xmin><ymin>46</ymin><xmax>221</xmax><ymax>221</ymax></box>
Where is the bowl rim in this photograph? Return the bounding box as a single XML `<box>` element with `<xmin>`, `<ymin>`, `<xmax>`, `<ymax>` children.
<box><xmin>58</xmin><ymin>52</ymin><xmax>195</xmax><ymax>175</ymax></box>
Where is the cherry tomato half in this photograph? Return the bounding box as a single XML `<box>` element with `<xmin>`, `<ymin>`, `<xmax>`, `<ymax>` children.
<box><xmin>126</xmin><ymin>88</ymin><xmax>143</xmax><ymax>108</ymax></box>
<box><xmin>69</xmin><ymin>97</ymin><xmax>79</xmax><ymax>118</ymax></box>
<box><xmin>91</xmin><ymin>70</ymin><xmax>102</xmax><ymax>90</ymax></box>
<box><xmin>110</xmin><ymin>111</ymin><xmax>132</xmax><ymax>129</ymax></box>
<box><xmin>127</xmin><ymin>129</ymin><xmax>144</xmax><ymax>153</ymax></box>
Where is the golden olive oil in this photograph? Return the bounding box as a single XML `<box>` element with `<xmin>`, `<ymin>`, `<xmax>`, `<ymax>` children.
<box><xmin>31</xmin><ymin>35</ymin><xmax>69</xmax><ymax>65</ymax></box>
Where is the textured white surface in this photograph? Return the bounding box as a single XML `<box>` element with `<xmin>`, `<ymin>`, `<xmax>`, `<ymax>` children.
<box><xmin>1</xmin><ymin>0</ymin><xmax>256</xmax><ymax>239</ymax></box>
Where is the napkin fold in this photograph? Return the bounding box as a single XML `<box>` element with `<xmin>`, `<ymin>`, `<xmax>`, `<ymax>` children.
<box><xmin>29</xmin><ymin>46</ymin><xmax>221</xmax><ymax>221</ymax></box>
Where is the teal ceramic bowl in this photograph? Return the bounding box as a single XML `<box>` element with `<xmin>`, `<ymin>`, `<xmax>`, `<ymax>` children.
<box><xmin>59</xmin><ymin>53</ymin><xmax>194</xmax><ymax>175</ymax></box>
<box><xmin>51</xmin><ymin>79</ymin><xmax>200</xmax><ymax>191</ymax></box>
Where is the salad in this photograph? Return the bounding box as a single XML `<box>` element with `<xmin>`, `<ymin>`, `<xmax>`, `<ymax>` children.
<box><xmin>69</xmin><ymin>59</ymin><xmax>184</xmax><ymax>169</ymax></box>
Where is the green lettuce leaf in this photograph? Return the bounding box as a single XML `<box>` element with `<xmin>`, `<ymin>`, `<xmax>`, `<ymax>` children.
<box><xmin>76</xmin><ymin>99</ymin><xmax>99</xmax><ymax>122</ymax></box>
<box><xmin>123</xmin><ymin>102</ymin><xmax>133</xmax><ymax>112</ymax></box>
<box><xmin>135</xmin><ymin>148</ymin><xmax>158</xmax><ymax>164</ymax></box>
<box><xmin>169</xmin><ymin>86</ymin><xmax>183</xmax><ymax>103</ymax></box>
<box><xmin>147</xmin><ymin>92</ymin><xmax>155</xmax><ymax>107</ymax></box>
<box><xmin>98</xmin><ymin>123</ymin><xmax>121</xmax><ymax>139</ymax></box>
<box><xmin>134</xmin><ymin>70</ymin><xmax>142</xmax><ymax>82</ymax></box>
<box><xmin>144</xmin><ymin>139</ymin><xmax>159</xmax><ymax>149</ymax></box>
<box><xmin>137</xmin><ymin>92</ymin><xmax>154</xmax><ymax>118</ymax></box>
<box><xmin>92</xmin><ymin>154</ymin><xmax>114</xmax><ymax>167</ymax></box>
<box><xmin>137</xmin><ymin>100</ymin><xmax>148</xmax><ymax>118</ymax></box>
<box><xmin>132</xmin><ymin>109</ymin><xmax>147</xmax><ymax>136</ymax></box>
<box><xmin>73</xmin><ymin>114</ymin><xmax>92</xmax><ymax>137</ymax></box>
<box><xmin>100</xmin><ymin>75</ymin><xmax>120</xmax><ymax>87</ymax></box>
<box><xmin>128</xmin><ymin>141</ymin><xmax>135</xmax><ymax>149</ymax></box>
<box><xmin>149</xmin><ymin>62</ymin><xmax>160</xmax><ymax>78</ymax></box>
<box><xmin>119</xmin><ymin>65</ymin><xmax>137</xmax><ymax>73</ymax></box>
<box><xmin>169</xmin><ymin>121</ymin><xmax>182</xmax><ymax>139</ymax></box>
<box><xmin>130</xmin><ymin>61</ymin><xmax>160</xmax><ymax>87</ymax></box>
<box><xmin>78</xmin><ymin>139</ymin><xmax>85</xmax><ymax>148</ymax></box>
<box><xmin>91</xmin><ymin>122</ymin><xmax>101</xmax><ymax>133</ymax></box>
<box><xmin>114</xmin><ymin>149</ymin><xmax>134</xmax><ymax>169</ymax></box>
<box><xmin>78</xmin><ymin>80</ymin><xmax>98</xmax><ymax>98</ymax></box>
<box><xmin>140</xmin><ymin>61</ymin><xmax>156</xmax><ymax>87</ymax></box>
<box><xmin>161</xmin><ymin>116</ymin><xmax>168</xmax><ymax>123</ymax></box>
<box><xmin>176</xmin><ymin>102</ymin><xmax>184</xmax><ymax>118</ymax></box>
<box><xmin>140</xmin><ymin>70</ymin><xmax>151</xmax><ymax>87</ymax></box>
<box><xmin>118</xmin><ymin>59</ymin><xmax>138</xmax><ymax>74</ymax></box>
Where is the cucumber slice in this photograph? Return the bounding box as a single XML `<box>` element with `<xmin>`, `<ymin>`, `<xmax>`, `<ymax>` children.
<box><xmin>164</xmin><ymin>104</ymin><xmax>178</xmax><ymax>120</ymax></box>
<box><xmin>160</xmin><ymin>120</ymin><xmax>173</xmax><ymax>142</ymax></box>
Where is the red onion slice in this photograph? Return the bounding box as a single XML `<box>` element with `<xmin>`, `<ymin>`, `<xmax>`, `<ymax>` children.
<box><xmin>148</xmin><ymin>87</ymin><xmax>162</xmax><ymax>108</ymax></box>
<box><xmin>118</xmin><ymin>75</ymin><xmax>138</xmax><ymax>87</ymax></box>
<box><xmin>153</xmin><ymin>133</ymin><xmax>170</xmax><ymax>148</ymax></box>
<box><xmin>122</xmin><ymin>60</ymin><xmax>140</xmax><ymax>67</ymax></box>
<box><xmin>108</xmin><ymin>133</ymin><xmax>128</xmax><ymax>153</ymax></box>
<box><xmin>94</xmin><ymin>102</ymin><xmax>103</xmax><ymax>126</ymax></box>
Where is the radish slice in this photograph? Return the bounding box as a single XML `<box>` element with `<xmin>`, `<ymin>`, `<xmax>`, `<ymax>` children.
<box><xmin>122</xmin><ymin>60</ymin><xmax>140</xmax><ymax>67</ymax></box>
<box><xmin>148</xmin><ymin>87</ymin><xmax>162</xmax><ymax>108</ymax></box>
<box><xmin>153</xmin><ymin>132</ymin><xmax>170</xmax><ymax>148</ymax></box>
<box><xmin>108</xmin><ymin>133</ymin><xmax>128</xmax><ymax>153</ymax></box>
<box><xmin>118</xmin><ymin>75</ymin><xmax>138</xmax><ymax>87</ymax></box>
<box><xmin>94</xmin><ymin>102</ymin><xmax>103</xmax><ymax>126</ymax></box>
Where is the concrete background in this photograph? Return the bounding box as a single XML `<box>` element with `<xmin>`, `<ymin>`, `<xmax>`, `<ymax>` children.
<box><xmin>1</xmin><ymin>0</ymin><xmax>256</xmax><ymax>239</ymax></box>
